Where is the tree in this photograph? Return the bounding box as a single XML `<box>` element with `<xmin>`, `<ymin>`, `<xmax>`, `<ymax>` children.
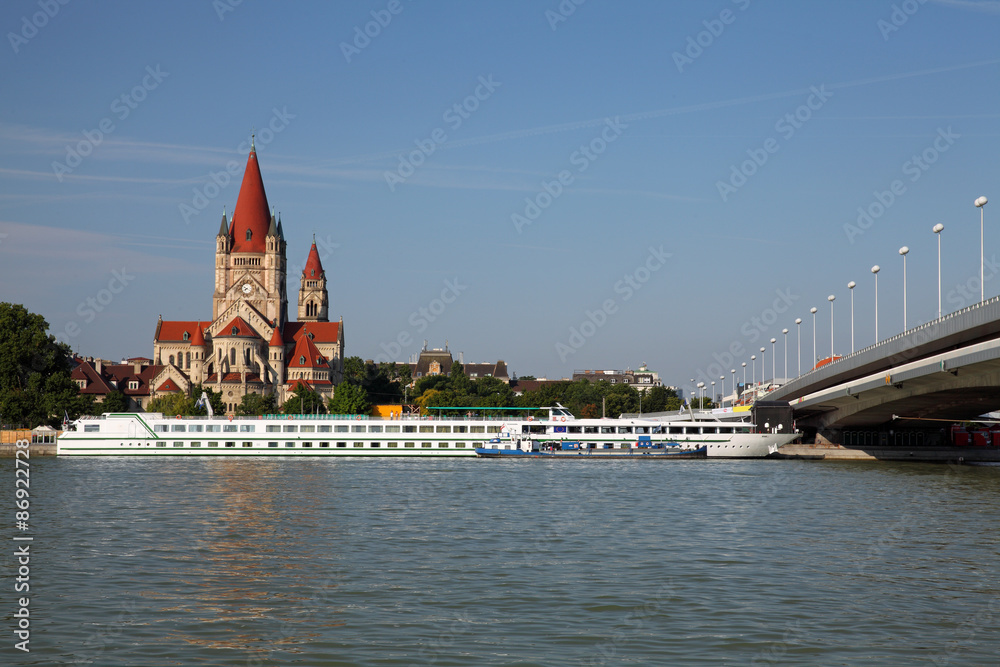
<box><xmin>329</xmin><ymin>382</ymin><xmax>371</xmax><ymax>415</ymax></box>
<box><xmin>236</xmin><ymin>392</ymin><xmax>277</xmax><ymax>416</ymax></box>
<box><xmin>100</xmin><ymin>390</ymin><xmax>130</xmax><ymax>413</ymax></box>
<box><xmin>146</xmin><ymin>393</ymin><xmax>195</xmax><ymax>416</ymax></box>
<box><xmin>282</xmin><ymin>383</ymin><xmax>327</xmax><ymax>414</ymax></box>
<box><xmin>0</xmin><ymin>303</ymin><xmax>92</xmax><ymax>427</ymax></box>
<box><xmin>604</xmin><ymin>383</ymin><xmax>639</xmax><ymax>417</ymax></box>
<box><xmin>190</xmin><ymin>384</ymin><xmax>225</xmax><ymax>416</ymax></box>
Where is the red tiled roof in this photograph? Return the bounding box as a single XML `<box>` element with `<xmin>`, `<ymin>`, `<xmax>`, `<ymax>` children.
<box><xmin>189</xmin><ymin>322</ymin><xmax>206</xmax><ymax>347</ymax></box>
<box><xmin>157</xmin><ymin>379</ymin><xmax>181</xmax><ymax>392</ymax></box>
<box><xmin>283</xmin><ymin>321</ymin><xmax>340</xmax><ymax>345</ymax></box>
<box><xmin>230</xmin><ymin>150</ymin><xmax>270</xmax><ymax>254</ymax></box>
<box><xmin>204</xmin><ymin>373</ymin><xmax>264</xmax><ymax>385</ymax></box>
<box><xmin>155</xmin><ymin>320</ymin><xmax>207</xmax><ymax>343</ymax></box>
<box><xmin>269</xmin><ymin>326</ymin><xmax>283</xmax><ymax>347</ymax></box>
<box><xmin>302</xmin><ymin>242</ymin><xmax>324</xmax><ymax>279</ymax></box>
<box><xmin>217</xmin><ymin>316</ymin><xmax>260</xmax><ymax>339</ymax></box>
<box><xmin>71</xmin><ymin>362</ymin><xmax>112</xmax><ymax>394</ymax></box>
<box><xmin>288</xmin><ymin>331</ymin><xmax>326</xmax><ymax>368</ymax></box>
<box><xmin>286</xmin><ymin>378</ymin><xmax>332</xmax><ymax>390</ymax></box>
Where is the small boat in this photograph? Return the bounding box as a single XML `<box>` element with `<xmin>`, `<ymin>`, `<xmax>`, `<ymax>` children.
<box><xmin>475</xmin><ymin>438</ymin><xmax>707</xmax><ymax>459</ymax></box>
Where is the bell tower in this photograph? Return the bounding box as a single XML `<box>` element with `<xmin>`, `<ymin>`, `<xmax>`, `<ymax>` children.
<box><xmin>297</xmin><ymin>238</ymin><xmax>329</xmax><ymax>322</ymax></box>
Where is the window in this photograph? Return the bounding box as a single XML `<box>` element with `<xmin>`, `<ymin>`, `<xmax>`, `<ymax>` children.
<box><xmin>436</xmin><ymin>426</ymin><xmax>451</xmax><ymax>433</ymax></box>
<box><xmin>369</xmin><ymin>425</ymin><xmax>382</xmax><ymax>433</ymax></box>
<box><xmin>206</xmin><ymin>424</ymin><xmax>221</xmax><ymax>432</ymax></box>
<box><xmin>371</xmin><ymin>442</ymin><xmax>381</xmax><ymax>448</ymax></box>
<box><xmin>283</xmin><ymin>425</ymin><xmax>297</xmax><ymax>433</ymax></box>
<box><xmin>403</xmin><ymin>425</ymin><xmax>417</xmax><ymax>433</ymax></box>
<box><xmin>669</xmin><ymin>426</ymin><xmax>683</xmax><ymax>434</ymax></box>
<box><xmin>388</xmin><ymin>442</ymin><xmax>398</xmax><ymax>448</ymax></box>
<box><xmin>169</xmin><ymin>355</ymin><xmax>174</xmax><ymax>365</ymax></box>
<box><xmin>438</xmin><ymin>442</ymin><xmax>449</xmax><ymax>448</ymax></box>
<box><xmin>84</xmin><ymin>425</ymin><xmax>100</xmax><ymax>432</ymax></box>
<box><xmin>335</xmin><ymin>425</ymin><xmax>349</xmax><ymax>433</ymax></box>
<box><xmin>318</xmin><ymin>425</ymin><xmax>331</xmax><ymax>432</ymax></box>
<box><xmin>172</xmin><ymin>424</ymin><xmax>186</xmax><ymax>432</ymax></box>
<box><xmin>584</xmin><ymin>426</ymin><xmax>598</xmax><ymax>434</ymax></box>
<box><xmin>223</xmin><ymin>425</ymin><xmax>237</xmax><ymax>432</ymax></box>
<box><xmin>419</xmin><ymin>425</ymin><xmax>433</xmax><ymax>433</ymax></box>
<box><xmin>242</xmin><ymin>442</ymin><xmax>252</xmax><ymax>448</ymax></box>
<box><xmin>619</xmin><ymin>443</ymin><xmax>629</xmax><ymax>449</ymax></box>
<box><xmin>601</xmin><ymin>426</ymin><xmax>614</xmax><ymax>434</ymax></box>
<box><xmin>286</xmin><ymin>442</ymin><xmax>295</xmax><ymax>448</ymax></box>
<box><xmin>155</xmin><ymin>443</ymin><xmax>166</xmax><ymax>448</ymax></box>
<box><xmin>240</xmin><ymin>425</ymin><xmax>255</xmax><ymax>432</ymax></box>
<box><xmin>268</xmin><ymin>442</ymin><xmax>278</xmax><ymax>448</ymax></box>
<box><xmin>336</xmin><ymin>442</ymin><xmax>346</xmax><ymax>448</ymax></box>
<box><xmin>470</xmin><ymin>426</ymin><xmax>485</xmax><ymax>433</ymax></box>
<box><xmin>353</xmin><ymin>442</ymin><xmax>364</xmax><ymax>448</ymax></box>
<box><xmin>405</xmin><ymin>442</ymin><xmax>415</xmax><ymax>448</ymax></box>
<box><xmin>385</xmin><ymin>425</ymin><xmax>400</xmax><ymax>433</ymax></box>
<box><xmin>207</xmin><ymin>442</ymin><xmax>218</xmax><ymax>447</ymax></box>
<box><xmin>225</xmin><ymin>442</ymin><xmax>235</xmax><ymax>447</ymax></box>
<box><xmin>635</xmin><ymin>427</ymin><xmax>649</xmax><ymax>434</ymax></box>
<box><xmin>173</xmin><ymin>442</ymin><xmax>183</xmax><ymax>448</ymax></box>
<box><xmin>128</xmin><ymin>380</ymin><xmax>139</xmax><ymax>390</ymax></box>
<box><xmin>153</xmin><ymin>425</ymin><xmax>168</xmax><ymax>433</ymax></box>
<box><xmin>454</xmin><ymin>425</ymin><xmax>467</xmax><ymax>433</ymax></box>
<box><xmin>266</xmin><ymin>425</ymin><xmax>281</xmax><ymax>433</ymax></box>
<box><xmin>455</xmin><ymin>443</ymin><xmax>466</xmax><ymax>448</ymax></box>
<box><xmin>246</xmin><ymin>229</ymin><xmax>252</xmax><ymax>241</ymax></box>
<box><xmin>189</xmin><ymin>424</ymin><xmax>203</xmax><ymax>432</ymax></box>
<box><xmin>487</xmin><ymin>426</ymin><xmax>501</xmax><ymax>434</ymax></box>
<box><xmin>302</xmin><ymin>442</ymin><xmax>312</xmax><ymax>448</ymax></box>
<box><xmin>568</xmin><ymin>426</ymin><xmax>582</xmax><ymax>434</ymax></box>
<box><xmin>617</xmin><ymin>427</ymin><xmax>632</xmax><ymax>434</ymax></box>
<box><xmin>685</xmin><ymin>427</ymin><xmax>700</xmax><ymax>435</ymax></box>
<box><xmin>300</xmin><ymin>425</ymin><xmax>315</xmax><ymax>433</ymax></box>
<box><xmin>352</xmin><ymin>425</ymin><xmax>366</xmax><ymax>433</ymax></box>
<box><xmin>319</xmin><ymin>442</ymin><xmax>329</xmax><ymax>448</ymax></box>
<box><xmin>299</xmin><ymin>355</ymin><xmax>305</xmax><ymax>365</ymax></box>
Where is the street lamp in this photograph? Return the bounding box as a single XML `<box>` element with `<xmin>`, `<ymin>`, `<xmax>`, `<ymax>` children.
<box><xmin>828</xmin><ymin>294</ymin><xmax>836</xmax><ymax>360</ymax></box>
<box><xmin>782</xmin><ymin>328</ymin><xmax>788</xmax><ymax>381</ymax></box>
<box><xmin>720</xmin><ymin>376</ymin><xmax>725</xmax><ymax>406</ymax></box>
<box><xmin>848</xmin><ymin>281</ymin><xmax>856</xmax><ymax>353</ymax></box>
<box><xmin>750</xmin><ymin>355</ymin><xmax>756</xmax><ymax>388</ymax></box>
<box><xmin>760</xmin><ymin>346</ymin><xmax>766</xmax><ymax>386</ymax></box>
<box><xmin>976</xmin><ymin>196</ymin><xmax>988</xmax><ymax>302</ymax></box>
<box><xmin>741</xmin><ymin>362</ymin><xmax>746</xmax><ymax>397</ymax></box>
<box><xmin>770</xmin><ymin>338</ymin><xmax>776</xmax><ymax>386</ymax></box>
<box><xmin>731</xmin><ymin>369</ymin><xmax>736</xmax><ymax>406</ymax></box>
<box><xmin>899</xmin><ymin>246</ymin><xmax>909</xmax><ymax>331</ymax></box>
<box><xmin>810</xmin><ymin>306</ymin><xmax>818</xmax><ymax>368</ymax></box>
<box><xmin>711</xmin><ymin>381</ymin><xmax>716</xmax><ymax>406</ymax></box>
<box><xmin>795</xmin><ymin>317</ymin><xmax>802</xmax><ymax>377</ymax></box>
<box><xmin>697</xmin><ymin>381</ymin><xmax>705</xmax><ymax>407</ymax></box>
<box><xmin>872</xmin><ymin>265</ymin><xmax>880</xmax><ymax>343</ymax></box>
<box><xmin>934</xmin><ymin>223</ymin><xmax>944</xmax><ymax>319</ymax></box>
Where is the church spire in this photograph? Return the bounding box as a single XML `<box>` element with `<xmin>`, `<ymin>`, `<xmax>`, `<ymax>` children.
<box><xmin>218</xmin><ymin>207</ymin><xmax>229</xmax><ymax>237</ymax></box>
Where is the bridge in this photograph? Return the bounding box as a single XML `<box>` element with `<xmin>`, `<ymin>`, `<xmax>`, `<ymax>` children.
<box><xmin>763</xmin><ymin>296</ymin><xmax>1000</xmax><ymax>443</ymax></box>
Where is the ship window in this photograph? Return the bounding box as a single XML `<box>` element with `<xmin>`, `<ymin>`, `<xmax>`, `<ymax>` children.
<box><xmin>189</xmin><ymin>425</ymin><xmax>203</xmax><ymax>432</ymax></box>
<box><xmin>568</xmin><ymin>427</ymin><xmax>582</xmax><ymax>434</ymax></box>
<box><xmin>206</xmin><ymin>424</ymin><xmax>221</xmax><ymax>432</ymax></box>
<box><xmin>173</xmin><ymin>442</ymin><xmax>183</xmax><ymax>447</ymax></box>
<box><xmin>436</xmin><ymin>426</ymin><xmax>451</xmax><ymax>433</ymax></box>
<box><xmin>470</xmin><ymin>426</ymin><xmax>485</xmax><ymax>433</ymax></box>
<box><xmin>438</xmin><ymin>442</ymin><xmax>448</xmax><ymax>448</ymax></box>
<box><xmin>300</xmin><ymin>425</ymin><xmax>315</xmax><ymax>433</ymax></box>
<box><xmin>153</xmin><ymin>425</ymin><xmax>168</xmax><ymax>432</ymax></box>
<box><xmin>685</xmin><ymin>427</ymin><xmax>700</xmax><ymax>435</ymax></box>
<box><xmin>242</xmin><ymin>442</ymin><xmax>252</xmax><ymax>448</ymax></box>
<box><xmin>601</xmin><ymin>426</ymin><xmax>614</xmax><ymax>434</ymax></box>
<box><xmin>421</xmin><ymin>442</ymin><xmax>432</xmax><ymax>448</ymax></box>
<box><xmin>266</xmin><ymin>425</ymin><xmax>281</xmax><ymax>432</ymax></box>
<box><xmin>404</xmin><ymin>425</ymin><xmax>417</xmax><ymax>433</ymax></box>
<box><xmin>703</xmin><ymin>427</ymin><xmax>717</xmax><ymax>434</ymax></box>
<box><xmin>388</xmin><ymin>442</ymin><xmax>398</xmax><ymax>447</ymax></box>
<box><xmin>268</xmin><ymin>442</ymin><xmax>278</xmax><ymax>448</ymax></box>
<box><xmin>223</xmin><ymin>425</ymin><xmax>237</xmax><ymax>432</ymax></box>
<box><xmin>352</xmin><ymin>425</ymin><xmax>366</xmax><ymax>433</ymax></box>
<box><xmin>172</xmin><ymin>425</ymin><xmax>186</xmax><ymax>432</ymax></box>
<box><xmin>156</xmin><ymin>442</ymin><xmax>166</xmax><ymax>447</ymax></box>
<box><xmin>719</xmin><ymin>427</ymin><xmax>733</xmax><ymax>434</ymax></box>
<box><xmin>454</xmin><ymin>425</ymin><xmax>467</xmax><ymax>433</ymax></box>
<box><xmin>286</xmin><ymin>442</ymin><xmax>295</xmax><ymax>448</ymax></box>
<box><xmin>302</xmin><ymin>442</ymin><xmax>312</xmax><ymax>448</ymax></box>
<box><xmin>225</xmin><ymin>442</ymin><xmax>235</xmax><ymax>447</ymax></box>
<box><xmin>318</xmin><ymin>425</ymin><xmax>331</xmax><ymax>432</ymax></box>
<box><xmin>487</xmin><ymin>426</ymin><xmax>501</xmax><ymax>434</ymax></box>
<box><xmin>369</xmin><ymin>425</ymin><xmax>382</xmax><ymax>433</ymax></box>
<box><xmin>419</xmin><ymin>425</ymin><xmax>433</xmax><ymax>433</ymax></box>
<box><xmin>354</xmin><ymin>442</ymin><xmax>364</xmax><ymax>448</ymax></box>
<box><xmin>336</xmin><ymin>442</ymin><xmax>346</xmax><ymax>447</ymax></box>
<box><xmin>320</xmin><ymin>442</ymin><xmax>329</xmax><ymax>448</ymax></box>
<box><xmin>283</xmin><ymin>425</ymin><xmax>297</xmax><ymax>432</ymax></box>
<box><xmin>669</xmin><ymin>426</ymin><xmax>683</xmax><ymax>434</ymax></box>
<box><xmin>619</xmin><ymin>443</ymin><xmax>629</xmax><ymax>449</ymax></box>
<box><xmin>584</xmin><ymin>427</ymin><xmax>598</xmax><ymax>434</ymax></box>
<box><xmin>617</xmin><ymin>427</ymin><xmax>632</xmax><ymax>434</ymax></box>
<box><xmin>240</xmin><ymin>425</ymin><xmax>254</xmax><ymax>432</ymax></box>
<box><xmin>635</xmin><ymin>427</ymin><xmax>649</xmax><ymax>434</ymax></box>
<box><xmin>385</xmin><ymin>425</ymin><xmax>400</xmax><ymax>433</ymax></box>
<box><xmin>371</xmin><ymin>442</ymin><xmax>380</xmax><ymax>448</ymax></box>
<box><xmin>455</xmin><ymin>443</ymin><xmax>466</xmax><ymax>448</ymax></box>
<box><xmin>208</xmin><ymin>442</ymin><xmax>218</xmax><ymax>447</ymax></box>
<box><xmin>335</xmin><ymin>425</ymin><xmax>349</xmax><ymax>433</ymax></box>
<box><xmin>405</xmin><ymin>442</ymin><xmax>415</xmax><ymax>448</ymax></box>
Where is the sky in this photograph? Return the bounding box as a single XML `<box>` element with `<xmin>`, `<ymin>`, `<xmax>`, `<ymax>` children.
<box><xmin>1</xmin><ymin>0</ymin><xmax>999</xmax><ymax>399</ymax></box>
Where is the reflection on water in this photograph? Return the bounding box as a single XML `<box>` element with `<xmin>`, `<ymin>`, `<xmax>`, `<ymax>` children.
<box><xmin>8</xmin><ymin>457</ymin><xmax>1000</xmax><ymax>665</ymax></box>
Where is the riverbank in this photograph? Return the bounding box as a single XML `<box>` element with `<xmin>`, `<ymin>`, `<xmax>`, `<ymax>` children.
<box><xmin>777</xmin><ymin>443</ymin><xmax>1000</xmax><ymax>463</ymax></box>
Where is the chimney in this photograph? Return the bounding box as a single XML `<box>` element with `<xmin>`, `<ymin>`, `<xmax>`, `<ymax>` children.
<box><xmin>134</xmin><ymin>361</ymin><xmax>142</xmax><ymax>375</ymax></box>
<box><xmin>95</xmin><ymin>359</ymin><xmax>103</xmax><ymax>375</ymax></box>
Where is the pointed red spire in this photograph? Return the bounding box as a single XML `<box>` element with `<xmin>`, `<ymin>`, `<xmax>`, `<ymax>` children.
<box><xmin>189</xmin><ymin>322</ymin><xmax>206</xmax><ymax>347</ymax></box>
<box><xmin>230</xmin><ymin>149</ymin><xmax>270</xmax><ymax>253</ymax></box>
<box><xmin>269</xmin><ymin>325</ymin><xmax>283</xmax><ymax>347</ymax></box>
<box><xmin>302</xmin><ymin>242</ymin><xmax>324</xmax><ymax>279</ymax></box>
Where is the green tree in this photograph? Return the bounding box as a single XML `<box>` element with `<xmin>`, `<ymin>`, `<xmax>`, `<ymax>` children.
<box><xmin>282</xmin><ymin>383</ymin><xmax>327</xmax><ymax>414</ymax></box>
<box><xmin>329</xmin><ymin>382</ymin><xmax>371</xmax><ymax>415</ymax></box>
<box><xmin>236</xmin><ymin>392</ymin><xmax>277</xmax><ymax>416</ymax></box>
<box><xmin>100</xmin><ymin>389</ymin><xmax>130</xmax><ymax>413</ymax></box>
<box><xmin>146</xmin><ymin>393</ymin><xmax>195</xmax><ymax>416</ymax></box>
<box><xmin>604</xmin><ymin>383</ymin><xmax>639</xmax><ymax>417</ymax></box>
<box><xmin>0</xmin><ymin>303</ymin><xmax>92</xmax><ymax>427</ymax></box>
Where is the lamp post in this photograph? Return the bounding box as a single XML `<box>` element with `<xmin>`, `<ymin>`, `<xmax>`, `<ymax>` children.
<box><xmin>731</xmin><ymin>369</ymin><xmax>736</xmax><ymax>406</ymax></box>
<box><xmin>872</xmin><ymin>265</ymin><xmax>880</xmax><ymax>343</ymax></box>
<box><xmin>934</xmin><ymin>223</ymin><xmax>944</xmax><ymax>319</ymax></box>
<box><xmin>976</xmin><ymin>196</ymin><xmax>988</xmax><ymax>302</ymax></box>
<box><xmin>770</xmin><ymin>338</ymin><xmax>776</xmax><ymax>386</ymax></box>
<box><xmin>782</xmin><ymin>328</ymin><xmax>788</xmax><ymax>381</ymax></box>
<box><xmin>741</xmin><ymin>362</ymin><xmax>746</xmax><ymax>397</ymax></box>
<box><xmin>828</xmin><ymin>294</ymin><xmax>836</xmax><ymax>360</ymax></box>
<box><xmin>760</xmin><ymin>346</ymin><xmax>766</xmax><ymax>387</ymax></box>
<box><xmin>795</xmin><ymin>318</ymin><xmax>802</xmax><ymax>377</ymax></box>
<box><xmin>750</xmin><ymin>355</ymin><xmax>756</xmax><ymax>388</ymax></box>
<box><xmin>720</xmin><ymin>376</ymin><xmax>725</xmax><ymax>406</ymax></box>
<box><xmin>810</xmin><ymin>306</ymin><xmax>818</xmax><ymax>368</ymax></box>
<box><xmin>710</xmin><ymin>381</ymin><xmax>716</xmax><ymax>407</ymax></box>
<box><xmin>848</xmin><ymin>281</ymin><xmax>856</xmax><ymax>353</ymax></box>
<box><xmin>697</xmin><ymin>381</ymin><xmax>705</xmax><ymax>407</ymax></box>
<box><xmin>899</xmin><ymin>246</ymin><xmax>909</xmax><ymax>331</ymax></box>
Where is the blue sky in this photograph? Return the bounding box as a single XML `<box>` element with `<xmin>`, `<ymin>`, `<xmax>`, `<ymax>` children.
<box><xmin>2</xmin><ymin>0</ymin><xmax>999</xmax><ymax>397</ymax></box>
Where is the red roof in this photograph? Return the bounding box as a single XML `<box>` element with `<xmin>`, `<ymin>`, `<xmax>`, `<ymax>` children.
<box><xmin>288</xmin><ymin>331</ymin><xmax>326</xmax><ymax>368</ymax></box>
<box><xmin>189</xmin><ymin>322</ymin><xmax>206</xmax><ymax>347</ymax></box>
<box><xmin>269</xmin><ymin>325</ymin><xmax>284</xmax><ymax>347</ymax></box>
<box><xmin>286</xmin><ymin>378</ymin><xmax>333</xmax><ymax>390</ymax></box>
<box><xmin>157</xmin><ymin>379</ymin><xmax>181</xmax><ymax>392</ymax></box>
<box><xmin>155</xmin><ymin>320</ymin><xmax>207</xmax><ymax>343</ymax></box>
<box><xmin>230</xmin><ymin>150</ymin><xmax>271</xmax><ymax>254</ymax></box>
<box><xmin>302</xmin><ymin>242</ymin><xmax>324</xmax><ymax>279</ymax></box>
<box><xmin>217</xmin><ymin>316</ymin><xmax>260</xmax><ymax>339</ymax></box>
<box><xmin>283</xmin><ymin>321</ymin><xmax>340</xmax><ymax>345</ymax></box>
<box><xmin>71</xmin><ymin>361</ymin><xmax>165</xmax><ymax>396</ymax></box>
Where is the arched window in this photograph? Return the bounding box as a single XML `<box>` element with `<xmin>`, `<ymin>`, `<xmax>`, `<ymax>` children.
<box><xmin>231</xmin><ymin>325</ymin><xmax>239</xmax><ymax>335</ymax></box>
<box><xmin>310</xmin><ymin>269</ymin><xmax>315</xmax><ymax>277</ymax></box>
<box><xmin>185</xmin><ymin>352</ymin><xmax>191</xmax><ymax>368</ymax></box>
<box><xmin>246</xmin><ymin>229</ymin><xmax>252</xmax><ymax>241</ymax></box>
<box><xmin>299</xmin><ymin>355</ymin><xmax>305</xmax><ymax>365</ymax></box>
<box><xmin>169</xmin><ymin>355</ymin><xmax>175</xmax><ymax>365</ymax></box>
<box><xmin>230</xmin><ymin>348</ymin><xmax>236</xmax><ymax>365</ymax></box>
<box><xmin>183</xmin><ymin>331</ymin><xmax>189</xmax><ymax>341</ymax></box>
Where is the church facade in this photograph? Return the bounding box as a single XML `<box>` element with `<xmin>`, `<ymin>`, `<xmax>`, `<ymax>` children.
<box><xmin>151</xmin><ymin>143</ymin><xmax>343</xmax><ymax>413</ymax></box>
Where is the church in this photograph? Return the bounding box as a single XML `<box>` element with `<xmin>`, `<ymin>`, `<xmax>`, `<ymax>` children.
<box><xmin>151</xmin><ymin>142</ymin><xmax>344</xmax><ymax>413</ymax></box>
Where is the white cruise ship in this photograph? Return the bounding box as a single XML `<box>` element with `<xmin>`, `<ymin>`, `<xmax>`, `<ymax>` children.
<box><xmin>57</xmin><ymin>405</ymin><xmax>796</xmax><ymax>458</ymax></box>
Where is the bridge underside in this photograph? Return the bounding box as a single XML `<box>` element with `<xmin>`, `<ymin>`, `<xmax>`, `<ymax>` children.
<box><xmin>792</xmin><ymin>366</ymin><xmax>1000</xmax><ymax>430</ymax></box>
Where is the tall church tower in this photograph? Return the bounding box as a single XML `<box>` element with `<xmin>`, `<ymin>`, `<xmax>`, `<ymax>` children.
<box><xmin>297</xmin><ymin>239</ymin><xmax>329</xmax><ymax>322</ymax></box>
<box><xmin>212</xmin><ymin>142</ymin><xmax>287</xmax><ymax>326</ymax></box>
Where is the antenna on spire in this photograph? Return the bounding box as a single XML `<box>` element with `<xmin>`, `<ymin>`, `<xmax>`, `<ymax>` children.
<box><xmin>251</xmin><ymin>126</ymin><xmax>256</xmax><ymax>151</ymax></box>
<box><xmin>312</xmin><ymin>232</ymin><xmax>316</xmax><ymax>244</ymax></box>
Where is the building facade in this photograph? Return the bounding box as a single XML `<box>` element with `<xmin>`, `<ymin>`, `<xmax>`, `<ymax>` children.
<box><xmin>151</xmin><ymin>143</ymin><xmax>344</xmax><ymax>413</ymax></box>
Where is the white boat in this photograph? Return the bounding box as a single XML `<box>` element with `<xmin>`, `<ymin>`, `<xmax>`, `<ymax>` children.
<box><xmin>57</xmin><ymin>404</ymin><xmax>796</xmax><ymax>458</ymax></box>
